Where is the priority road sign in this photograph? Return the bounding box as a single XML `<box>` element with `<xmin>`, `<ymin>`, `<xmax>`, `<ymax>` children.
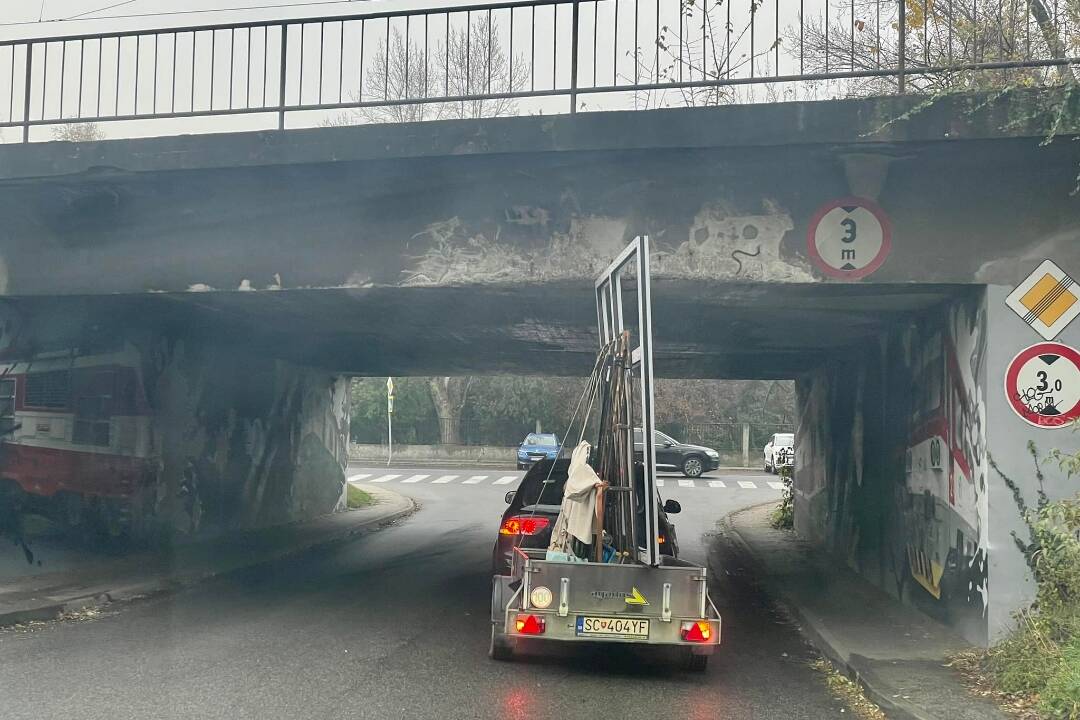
<box><xmin>1004</xmin><ymin>342</ymin><xmax>1080</xmax><ymax>428</ymax></box>
<box><xmin>1005</xmin><ymin>260</ymin><xmax>1078</xmax><ymax>341</ymax></box>
<box><xmin>806</xmin><ymin>196</ymin><xmax>891</xmax><ymax>280</ymax></box>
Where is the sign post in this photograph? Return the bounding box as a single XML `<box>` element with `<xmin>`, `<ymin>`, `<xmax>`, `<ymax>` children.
<box><xmin>386</xmin><ymin>377</ymin><xmax>395</xmax><ymax>466</ymax></box>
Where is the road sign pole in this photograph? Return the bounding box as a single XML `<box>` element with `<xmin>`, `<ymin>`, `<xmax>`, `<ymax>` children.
<box><xmin>386</xmin><ymin>377</ymin><xmax>395</xmax><ymax>467</ymax></box>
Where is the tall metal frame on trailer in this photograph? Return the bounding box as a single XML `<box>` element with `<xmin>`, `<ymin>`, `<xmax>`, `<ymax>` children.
<box><xmin>490</xmin><ymin>235</ymin><xmax>720</xmax><ymax>668</ymax></box>
<box><xmin>594</xmin><ymin>235</ymin><xmax>660</xmax><ymax>567</ymax></box>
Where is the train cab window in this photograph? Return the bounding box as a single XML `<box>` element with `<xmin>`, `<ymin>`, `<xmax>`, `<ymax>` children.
<box><xmin>25</xmin><ymin>370</ymin><xmax>71</xmax><ymax>409</ymax></box>
<box><xmin>0</xmin><ymin>378</ymin><xmax>14</xmax><ymax>435</ymax></box>
<box><xmin>72</xmin><ymin>370</ymin><xmax>114</xmax><ymax>447</ymax></box>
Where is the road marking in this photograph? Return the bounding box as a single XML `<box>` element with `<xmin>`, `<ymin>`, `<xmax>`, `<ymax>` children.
<box><xmin>708</xmin><ymin>480</ymin><xmax>726</xmax><ymax>488</ymax></box>
<box><xmin>678</xmin><ymin>479</ymin><xmax>695</xmax><ymax>488</ymax></box>
<box><xmin>737</xmin><ymin>480</ymin><xmax>758</xmax><ymax>489</ymax></box>
<box><xmin>402</xmin><ymin>474</ymin><xmax>430</xmax><ymax>484</ymax></box>
<box><xmin>347</xmin><ymin>473</ymin><xmax>371</xmax><ymax>482</ymax></box>
<box><xmin>767</xmin><ymin>481</ymin><xmax>785</xmax><ymax>490</ymax></box>
<box><xmin>432</xmin><ymin>475</ymin><xmax>457</xmax><ymax>484</ymax></box>
<box><xmin>656</xmin><ymin>478</ymin><xmax>665</xmax><ymax>487</ymax></box>
<box><xmin>463</xmin><ymin>475</ymin><xmax>488</xmax><ymax>484</ymax></box>
<box><xmin>494</xmin><ymin>476</ymin><xmax>518</xmax><ymax>485</ymax></box>
<box><xmin>371</xmin><ymin>474</ymin><xmax>400</xmax><ymax>483</ymax></box>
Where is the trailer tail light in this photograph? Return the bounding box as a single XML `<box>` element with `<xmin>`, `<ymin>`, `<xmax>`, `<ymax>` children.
<box><xmin>499</xmin><ymin>516</ymin><xmax>551</xmax><ymax>536</ymax></box>
<box><xmin>515</xmin><ymin>614</ymin><xmax>546</xmax><ymax>635</ymax></box>
<box><xmin>681</xmin><ymin>620</ymin><xmax>712</xmax><ymax>643</ymax></box>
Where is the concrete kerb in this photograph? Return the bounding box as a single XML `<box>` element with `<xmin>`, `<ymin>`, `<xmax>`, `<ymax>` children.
<box><xmin>0</xmin><ymin>486</ymin><xmax>417</xmax><ymax>629</ymax></box>
<box><xmin>720</xmin><ymin>502</ymin><xmax>926</xmax><ymax>720</ymax></box>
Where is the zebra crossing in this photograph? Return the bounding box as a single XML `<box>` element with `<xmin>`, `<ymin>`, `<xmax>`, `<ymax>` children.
<box><xmin>348</xmin><ymin>471</ymin><xmax>782</xmax><ymax>491</ymax></box>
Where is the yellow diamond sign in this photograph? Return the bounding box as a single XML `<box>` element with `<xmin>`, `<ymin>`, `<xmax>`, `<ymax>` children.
<box><xmin>1006</xmin><ymin>260</ymin><xmax>1079</xmax><ymax>341</ymax></box>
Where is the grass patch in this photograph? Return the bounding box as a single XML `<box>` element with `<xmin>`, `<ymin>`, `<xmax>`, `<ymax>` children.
<box><xmin>347</xmin><ymin>485</ymin><xmax>376</xmax><ymax>509</ymax></box>
<box><xmin>809</xmin><ymin>657</ymin><xmax>886</xmax><ymax>720</ymax></box>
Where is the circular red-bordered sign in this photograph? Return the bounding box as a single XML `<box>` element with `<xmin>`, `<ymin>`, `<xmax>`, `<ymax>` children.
<box><xmin>1004</xmin><ymin>342</ymin><xmax>1080</xmax><ymax>428</ymax></box>
<box><xmin>806</xmin><ymin>196</ymin><xmax>892</xmax><ymax>280</ymax></box>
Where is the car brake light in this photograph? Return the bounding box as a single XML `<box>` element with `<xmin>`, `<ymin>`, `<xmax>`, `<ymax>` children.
<box><xmin>515</xmin><ymin>614</ymin><xmax>546</xmax><ymax>635</ymax></box>
<box><xmin>681</xmin><ymin>620</ymin><xmax>712</xmax><ymax>643</ymax></box>
<box><xmin>658</xmin><ymin>535</ymin><xmax>666</xmax><ymax>544</ymax></box>
<box><xmin>500</xmin><ymin>516</ymin><xmax>551</xmax><ymax>536</ymax></box>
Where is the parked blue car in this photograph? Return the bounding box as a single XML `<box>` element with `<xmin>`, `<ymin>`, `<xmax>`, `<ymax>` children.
<box><xmin>516</xmin><ymin>433</ymin><xmax>561</xmax><ymax>470</ymax></box>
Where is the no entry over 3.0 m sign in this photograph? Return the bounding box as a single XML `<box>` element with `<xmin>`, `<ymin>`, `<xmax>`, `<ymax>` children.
<box><xmin>1005</xmin><ymin>342</ymin><xmax>1080</xmax><ymax>428</ymax></box>
<box><xmin>807</xmin><ymin>197</ymin><xmax>892</xmax><ymax>280</ymax></box>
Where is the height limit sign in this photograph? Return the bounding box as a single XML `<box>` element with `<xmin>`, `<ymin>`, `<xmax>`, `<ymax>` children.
<box><xmin>807</xmin><ymin>197</ymin><xmax>892</xmax><ymax>280</ymax></box>
<box><xmin>1005</xmin><ymin>342</ymin><xmax>1080</xmax><ymax>428</ymax></box>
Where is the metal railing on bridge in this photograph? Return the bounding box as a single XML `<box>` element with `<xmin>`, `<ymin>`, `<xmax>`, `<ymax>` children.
<box><xmin>0</xmin><ymin>0</ymin><xmax>1077</xmax><ymax>141</ymax></box>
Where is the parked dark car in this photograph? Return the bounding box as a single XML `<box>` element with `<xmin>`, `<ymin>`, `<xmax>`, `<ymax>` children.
<box><xmin>492</xmin><ymin>458</ymin><xmax>681</xmax><ymax>575</ymax></box>
<box><xmin>633</xmin><ymin>428</ymin><xmax>721</xmax><ymax>478</ymax></box>
<box><xmin>516</xmin><ymin>432</ymin><xmax>561</xmax><ymax>470</ymax></box>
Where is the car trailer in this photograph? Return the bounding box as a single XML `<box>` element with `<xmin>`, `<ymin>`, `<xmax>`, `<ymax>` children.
<box><xmin>489</xmin><ymin>236</ymin><xmax>722</xmax><ymax>670</ymax></box>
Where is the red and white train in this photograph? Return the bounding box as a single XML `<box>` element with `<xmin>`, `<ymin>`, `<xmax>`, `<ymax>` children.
<box><xmin>0</xmin><ymin>346</ymin><xmax>154</xmax><ymax>536</ymax></box>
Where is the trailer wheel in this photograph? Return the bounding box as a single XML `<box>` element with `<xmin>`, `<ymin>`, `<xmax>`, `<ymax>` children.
<box><xmin>684</xmin><ymin>652</ymin><xmax>708</xmax><ymax>672</ymax></box>
<box><xmin>489</xmin><ymin>624</ymin><xmax>513</xmax><ymax>661</ymax></box>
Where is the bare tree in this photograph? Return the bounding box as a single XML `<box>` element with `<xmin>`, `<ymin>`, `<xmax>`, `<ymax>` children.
<box><xmin>324</xmin><ymin>17</ymin><xmax>527</xmax><ymax>126</ymax></box>
<box><xmin>51</xmin><ymin>123</ymin><xmax>104</xmax><ymax>142</ymax></box>
<box><xmin>790</xmin><ymin>0</ymin><xmax>1077</xmax><ymax>95</ymax></box>
<box><xmin>628</xmin><ymin>0</ymin><xmax>767</xmax><ymax>109</ymax></box>
<box><xmin>443</xmin><ymin>16</ymin><xmax>529</xmax><ymax>119</ymax></box>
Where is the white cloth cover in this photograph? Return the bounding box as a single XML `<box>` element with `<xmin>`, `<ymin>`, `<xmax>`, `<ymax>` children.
<box><xmin>547</xmin><ymin>441</ymin><xmax>603</xmax><ymax>554</ymax></box>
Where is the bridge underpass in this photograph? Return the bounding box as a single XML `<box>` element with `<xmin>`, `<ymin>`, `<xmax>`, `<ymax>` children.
<box><xmin>0</xmin><ymin>89</ymin><xmax>1078</xmax><ymax>662</ymax></box>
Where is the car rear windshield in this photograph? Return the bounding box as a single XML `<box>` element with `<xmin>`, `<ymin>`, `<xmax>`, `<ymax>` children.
<box><xmin>524</xmin><ymin>433</ymin><xmax>558</xmax><ymax>446</ymax></box>
<box><xmin>517</xmin><ymin>462</ymin><xmax>568</xmax><ymax>506</ymax></box>
<box><xmin>775</xmin><ymin>434</ymin><xmax>794</xmax><ymax>447</ymax></box>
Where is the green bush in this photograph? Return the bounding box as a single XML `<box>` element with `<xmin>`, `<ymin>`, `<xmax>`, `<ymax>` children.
<box><xmin>988</xmin><ymin>442</ymin><xmax>1080</xmax><ymax>716</ymax></box>
<box><xmin>988</xmin><ymin>610</ymin><xmax>1065</xmax><ymax>697</ymax></box>
<box><xmin>1041</xmin><ymin>637</ymin><xmax>1080</xmax><ymax>719</ymax></box>
<box><xmin>769</xmin><ymin>466</ymin><xmax>794</xmax><ymax>529</ymax></box>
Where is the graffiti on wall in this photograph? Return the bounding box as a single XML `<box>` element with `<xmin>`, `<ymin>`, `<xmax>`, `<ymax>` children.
<box><xmin>901</xmin><ymin>298</ymin><xmax>989</xmax><ymax>619</ymax></box>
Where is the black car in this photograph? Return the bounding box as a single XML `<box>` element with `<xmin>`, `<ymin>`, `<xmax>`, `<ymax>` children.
<box><xmin>634</xmin><ymin>428</ymin><xmax>721</xmax><ymax>478</ymax></box>
<box><xmin>492</xmin><ymin>458</ymin><xmax>681</xmax><ymax>575</ymax></box>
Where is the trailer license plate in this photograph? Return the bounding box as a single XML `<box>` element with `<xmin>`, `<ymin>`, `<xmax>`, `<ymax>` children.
<box><xmin>575</xmin><ymin>616</ymin><xmax>650</xmax><ymax>639</ymax></box>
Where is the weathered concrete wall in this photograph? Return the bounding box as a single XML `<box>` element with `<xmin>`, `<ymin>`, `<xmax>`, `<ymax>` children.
<box><xmin>0</xmin><ymin>92</ymin><xmax>1077</xmax><ymax>380</ymax></box>
<box><xmin>1</xmin><ymin>91</ymin><xmax>1078</xmax><ymax>302</ymax></box>
<box><xmin>138</xmin><ymin>336</ymin><xmax>350</xmax><ymax>541</ymax></box>
<box><xmin>795</xmin><ymin>289</ymin><xmax>991</xmax><ymax>645</ymax></box>
<box><xmin>984</xmin><ymin>285</ymin><xmax>1080</xmax><ymax>642</ymax></box>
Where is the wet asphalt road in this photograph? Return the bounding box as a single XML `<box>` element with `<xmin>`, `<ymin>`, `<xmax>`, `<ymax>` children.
<box><xmin>0</xmin><ymin>466</ymin><xmax>848</xmax><ymax>720</ymax></box>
